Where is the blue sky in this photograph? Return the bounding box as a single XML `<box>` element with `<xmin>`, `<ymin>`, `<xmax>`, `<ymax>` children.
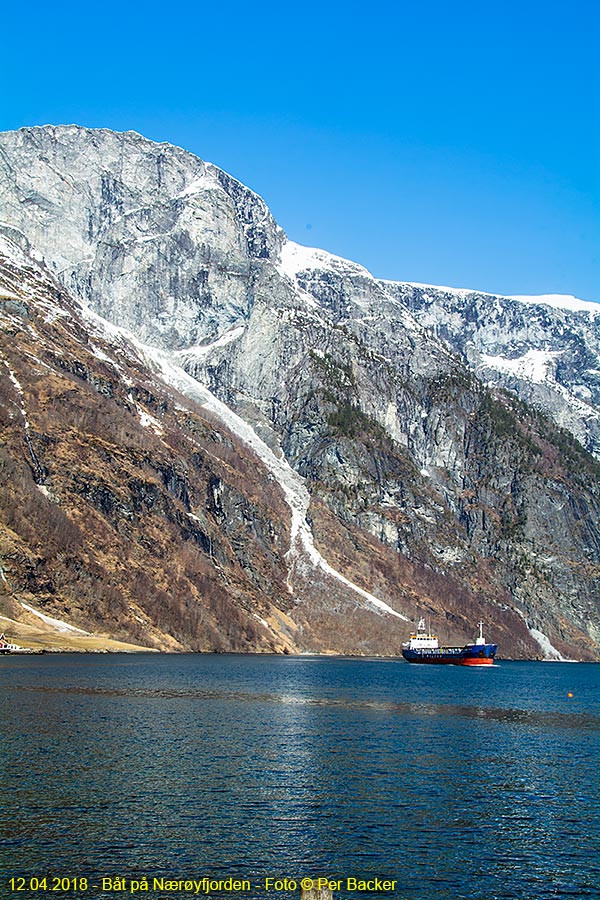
<box><xmin>2</xmin><ymin>0</ymin><xmax>598</xmax><ymax>301</ymax></box>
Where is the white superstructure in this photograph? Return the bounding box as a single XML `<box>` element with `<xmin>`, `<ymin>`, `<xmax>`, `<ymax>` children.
<box><xmin>402</xmin><ymin>618</ymin><xmax>439</xmax><ymax>650</ymax></box>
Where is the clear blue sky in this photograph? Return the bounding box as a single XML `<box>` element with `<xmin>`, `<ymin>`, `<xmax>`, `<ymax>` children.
<box><xmin>2</xmin><ymin>0</ymin><xmax>599</xmax><ymax>301</ymax></box>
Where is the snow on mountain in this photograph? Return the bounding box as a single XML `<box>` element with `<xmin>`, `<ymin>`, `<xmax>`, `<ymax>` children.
<box><xmin>1</xmin><ymin>124</ymin><xmax>599</xmax><ymax>659</ymax></box>
<box><xmin>479</xmin><ymin>348</ymin><xmax>561</xmax><ymax>385</ymax></box>
<box><xmin>125</xmin><ymin>327</ymin><xmax>409</xmax><ymax>621</ymax></box>
<box><xmin>508</xmin><ymin>294</ymin><xmax>600</xmax><ymax>317</ymax></box>
<box><xmin>278</xmin><ymin>240</ymin><xmax>373</xmax><ymax>280</ymax></box>
<box><xmin>386</xmin><ymin>279</ymin><xmax>600</xmax><ymax>458</ymax></box>
<box><xmin>398</xmin><ymin>283</ymin><xmax>600</xmax><ymax>317</ymax></box>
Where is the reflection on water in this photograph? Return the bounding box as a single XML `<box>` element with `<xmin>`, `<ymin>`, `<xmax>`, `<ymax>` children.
<box><xmin>1</xmin><ymin>655</ymin><xmax>599</xmax><ymax>900</ymax></box>
<box><xmin>15</xmin><ymin>681</ymin><xmax>600</xmax><ymax>731</ymax></box>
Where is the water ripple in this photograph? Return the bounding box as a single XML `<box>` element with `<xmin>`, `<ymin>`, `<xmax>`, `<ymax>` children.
<box><xmin>13</xmin><ymin>682</ymin><xmax>600</xmax><ymax>730</ymax></box>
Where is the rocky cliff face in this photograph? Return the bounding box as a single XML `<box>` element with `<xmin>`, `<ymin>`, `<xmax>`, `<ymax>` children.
<box><xmin>0</xmin><ymin>126</ymin><xmax>283</xmax><ymax>349</ymax></box>
<box><xmin>384</xmin><ymin>281</ymin><xmax>600</xmax><ymax>458</ymax></box>
<box><xmin>1</xmin><ymin>125</ymin><xmax>599</xmax><ymax>659</ymax></box>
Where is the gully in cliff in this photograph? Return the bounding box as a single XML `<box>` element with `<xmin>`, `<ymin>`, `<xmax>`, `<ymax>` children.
<box><xmin>402</xmin><ymin>619</ymin><xmax>497</xmax><ymax>665</ymax></box>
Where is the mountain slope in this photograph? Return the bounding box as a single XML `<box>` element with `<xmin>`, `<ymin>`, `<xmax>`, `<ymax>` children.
<box><xmin>0</xmin><ymin>230</ymin><xmax>424</xmax><ymax>654</ymax></box>
<box><xmin>384</xmin><ymin>281</ymin><xmax>600</xmax><ymax>457</ymax></box>
<box><xmin>0</xmin><ymin>231</ymin><xmax>291</xmax><ymax>651</ymax></box>
<box><xmin>1</xmin><ymin>125</ymin><xmax>599</xmax><ymax>659</ymax></box>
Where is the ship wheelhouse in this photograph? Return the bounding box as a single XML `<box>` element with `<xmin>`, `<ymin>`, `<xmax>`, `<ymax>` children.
<box><xmin>402</xmin><ymin>618</ymin><xmax>439</xmax><ymax>651</ymax></box>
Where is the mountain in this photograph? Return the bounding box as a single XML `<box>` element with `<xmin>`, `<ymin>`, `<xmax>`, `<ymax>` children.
<box><xmin>1</xmin><ymin>125</ymin><xmax>599</xmax><ymax>659</ymax></box>
<box><xmin>385</xmin><ymin>281</ymin><xmax>600</xmax><ymax>458</ymax></box>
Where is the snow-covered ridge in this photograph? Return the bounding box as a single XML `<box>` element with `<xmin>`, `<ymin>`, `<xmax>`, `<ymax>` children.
<box><xmin>507</xmin><ymin>294</ymin><xmax>600</xmax><ymax>317</ymax></box>
<box><xmin>278</xmin><ymin>240</ymin><xmax>373</xmax><ymax>280</ymax></box>
<box><xmin>282</xmin><ymin>242</ymin><xmax>598</xmax><ymax>317</ymax></box>
<box><xmin>395</xmin><ymin>279</ymin><xmax>599</xmax><ymax>317</ymax></box>
<box><xmin>397</xmin><ymin>281</ymin><xmax>483</xmax><ymax>296</ymax></box>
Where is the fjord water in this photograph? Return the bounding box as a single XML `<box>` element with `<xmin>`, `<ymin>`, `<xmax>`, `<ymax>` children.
<box><xmin>1</xmin><ymin>655</ymin><xmax>598</xmax><ymax>900</ymax></box>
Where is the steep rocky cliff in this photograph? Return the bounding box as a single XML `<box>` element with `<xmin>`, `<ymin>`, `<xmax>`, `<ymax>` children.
<box><xmin>384</xmin><ymin>281</ymin><xmax>600</xmax><ymax>458</ymax></box>
<box><xmin>1</xmin><ymin>125</ymin><xmax>599</xmax><ymax>658</ymax></box>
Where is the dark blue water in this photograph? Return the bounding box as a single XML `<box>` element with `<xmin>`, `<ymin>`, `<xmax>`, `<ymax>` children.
<box><xmin>1</xmin><ymin>654</ymin><xmax>599</xmax><ymax>900</ymax></box>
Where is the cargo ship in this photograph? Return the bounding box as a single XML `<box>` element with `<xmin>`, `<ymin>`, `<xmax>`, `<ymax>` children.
<box><xmin>402</xmin><ymin>619</ymin><xmax>497</xmax><ymax>666</ymax></box>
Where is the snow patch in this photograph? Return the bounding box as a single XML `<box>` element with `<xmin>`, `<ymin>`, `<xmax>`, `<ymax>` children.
<box><xmin>277</xmin><ymin>240</ymin><xmax>372</xmax><ymax>281</ymax></box>
<box><xmin>175</xmin><ymin>173</ymin><xmax>215</xmax><ymax>198</ymax></box>
<box><xmin>479</xmin><ymin>349</ymin><xmax>560</xmax><ymax>385</ymax></box>
<box><xmin>2</xmin><ymin>359</ymin><xmax>30</xmax><ymax>430</ymax></box>
<box><xmin>90</xmin><ymin>344</ymin><xmax>116</xmax><ymax>364</ymax></box>
<box><xmin>137</xmin><ymin>408</ymin><xmax>164</xmax><ymax>434</ymax></box>
<box><xmin>508</xmin><ymin>294</ymin><xmax>600</xmax><ymax>317</ymax></box>
<box><xmin>125</xmin><ymin>391</ymin><xmax>164</xmax><ymax>435</ymax></box>
<box><xmin>89</xmin><ymin>343</ymin><xmax>134</xmax><ymax>386</ymax></box>
<box><xmin>20</xmin><ymin>602</ymin><xmax>90</xmax><ymax>635</ymax></box>
<box><xmin>253</xmin><ymin>613</ymin><xmax>271</xmax><ymax>630</ymax></box>
<box><xmin>529</xmin><ymin>627</ymin><xmax>570</xmax><ymax>661</ymax></box>
<box><xmin>0</xmin><ymin>289</ymin><xmax>22</xmax><ymax>302</ymax></box>
<box><xmin>41</xmin><ymin>302</ymin><xmax>69</xmax><ymax>324</ymax></box>
<box><xmin>174</xmin><ymin>325</ymin><xmax>245</xmax><ymax>361</ymax></box>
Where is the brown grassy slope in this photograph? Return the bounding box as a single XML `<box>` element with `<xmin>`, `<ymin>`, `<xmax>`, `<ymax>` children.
<box><xmin>0</xmin><ymin>250</ymin><xmax>295</xmax><ymax>652</ymax></box>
